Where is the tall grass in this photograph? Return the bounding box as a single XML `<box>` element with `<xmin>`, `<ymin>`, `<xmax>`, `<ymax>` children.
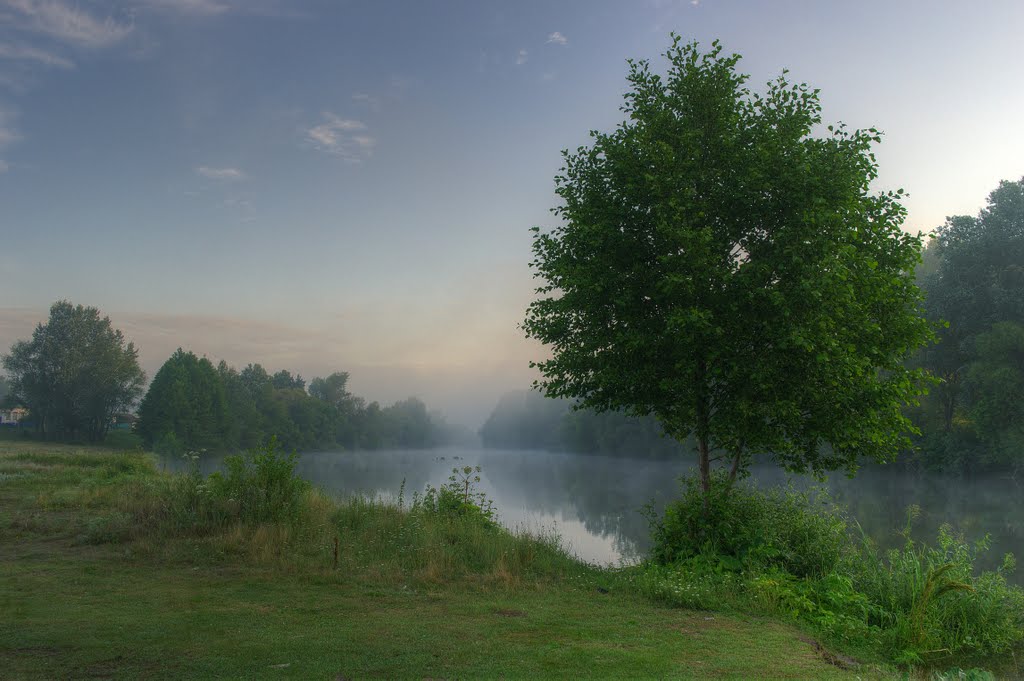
<box><xmin>639</xmin><ymin>475</ymin><xmax>1024</xmax><ymax>669</ymax></box>
<box><xmin>99</xmin><ymin>442</ymin><xmax>582</xmax><ymax>587</ymax></box>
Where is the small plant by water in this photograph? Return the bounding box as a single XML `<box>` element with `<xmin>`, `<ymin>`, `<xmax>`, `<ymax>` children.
<box><xmin>410</xmin><ymin>465</ymin><xmax>496</xmax><ymax>525</ymax></box>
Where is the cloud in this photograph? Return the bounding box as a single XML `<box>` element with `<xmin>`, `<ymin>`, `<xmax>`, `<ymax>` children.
<box><xmin>0</xmin><ymin>42</ymin><xmax>74</xmax><ymax>68</ymax></box>
<box><xmin>0</xmin><ymin>159</ymin><xmax>8</xmax><ymax>173</ymax></box>
<box><xmin>546</xmin><ymin>31</ymin><xmax>567</xmax><ymax>46</ymax></box>
<box><xmin>3</xmin><ymin>0</ymin><xmax>133</xmax><ymax>49</ymax></box>
<box><xmin>140</xmin><ymin>0</ymin><xmax>231</xmax><ymax>15</ymax></box>
<box><xmin>305</xmin><ymin>113</ymin><xmax>375</xmax><ymax>161</ymax></box>
<box><xmin>516</xmin><ymin>48</ymin><xmax>528</xmax><ymax>65</ymax></box>
<box><xmin>196</xmin><ymin>165</ymin><xmax>245</xmax><ymax>180</ymax></box>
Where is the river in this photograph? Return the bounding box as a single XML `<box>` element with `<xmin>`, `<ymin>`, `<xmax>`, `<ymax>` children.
<box><xmin>162</xmin><ymin>447</ymin><xmax>1024</xmax><ymax>584</ymax></box>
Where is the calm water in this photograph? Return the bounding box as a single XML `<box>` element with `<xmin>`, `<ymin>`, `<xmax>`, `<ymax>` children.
<box><xmin>162</xmin><ymin>448</ymin><xmax>1024</xmax><ymax>583</ymax></box>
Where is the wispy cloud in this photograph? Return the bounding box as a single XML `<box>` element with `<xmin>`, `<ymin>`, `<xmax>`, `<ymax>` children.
<box><xmin>196</xmin><ymin>165</ymin><xmax>245</xmax><ymax>180</ymax></box>
<box><xmin>0</xmin><ymin>159</ymin><xmax>8</xmax><ymax>173</ymax></box>
<box><xmin>140</xmin><ymin>0</ymin><xmax>231</xmax><ymax>15</ymax></box>
<box><xmin>2</xmin><ymin>0</ymin><xmax>133</xmax><ymax>49</ymax></box>
<box><xmin>0</xmin><ymin>41</ymin><xmax>74</xmax><ymax>68</ymax></box>
<box><xmin>305</xmin><ymin>113</ymin><xmax>375</xmax><ymax>161</ymax></box>
<box><xmin>516</xmin><ymin>48</ymin><xmax>528</xmax><ymax>65</ymax></box>
<box><xmin>546</xmin><ymin>31</ymin><xmax>567</xmax><ymax>46</ymax></box>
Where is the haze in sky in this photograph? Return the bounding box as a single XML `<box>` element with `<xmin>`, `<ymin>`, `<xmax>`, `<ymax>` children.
<box><xmin>1</xmin><ymin>0</ymin><xmax>1022</xmax><ymax>426</ymax></box>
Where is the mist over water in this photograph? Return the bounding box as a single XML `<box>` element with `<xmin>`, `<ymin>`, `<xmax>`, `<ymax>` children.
<box><xmin>162</xmin><ymin>448</ymin><xmax>1024</xmax><ymax>583</ymax></box>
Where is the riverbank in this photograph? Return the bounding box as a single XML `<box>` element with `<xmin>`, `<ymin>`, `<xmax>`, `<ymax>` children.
<box><xmin>0</xmin><ymin>440</ymin><xmax>891</xmax><ymax>679</ymax></box>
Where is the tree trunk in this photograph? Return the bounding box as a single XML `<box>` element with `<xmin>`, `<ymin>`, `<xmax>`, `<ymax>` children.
<box><xmin>698</xmin><ymin>436</ymin><xmax>711</xmax><ymax>513</ymax></box>
<box><xmin>695</xmin><ymin>359</ymin><xmax>712</xmax><ymax>513</ymax></box>
<box><xmin>727</xmin><ymin>449</ymin><xmax>742</xmax><ymax>486</ymax></box>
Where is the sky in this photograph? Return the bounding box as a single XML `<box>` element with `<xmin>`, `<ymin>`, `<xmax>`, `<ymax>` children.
<box><xmin>1</xmin><ymin>0</ymin><xmax>1023</xmax><ymax>427</ymax></box>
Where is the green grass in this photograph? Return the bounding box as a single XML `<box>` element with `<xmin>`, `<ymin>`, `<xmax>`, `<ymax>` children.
<box><xmin>0</xmin><ymin>440</ymin><xmax>888</xmax><ymax>679</ymax></box>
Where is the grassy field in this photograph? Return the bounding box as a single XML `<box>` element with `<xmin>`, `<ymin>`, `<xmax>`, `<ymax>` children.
<box><xmin>0</xmin><ymin>439</ymin><xmax>888</xmax><ymax>679</ymax></box>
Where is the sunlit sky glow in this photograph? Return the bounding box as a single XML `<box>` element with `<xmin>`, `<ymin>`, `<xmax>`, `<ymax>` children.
<box><xmin>2</xmin><ymin>0</ymin><xmax>1023</xmax><ymax>426</ymax></box>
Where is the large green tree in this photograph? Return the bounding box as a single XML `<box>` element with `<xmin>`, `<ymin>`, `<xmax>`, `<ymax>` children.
<box><xmin>2</xmin><ymin>301</ymin><xmax>146</xmax><ymax>442</ymax></box>
<box><xmin>523</xmin><ymin>38</ymin><xmax>933</xmax><ymax>502</ymax></box>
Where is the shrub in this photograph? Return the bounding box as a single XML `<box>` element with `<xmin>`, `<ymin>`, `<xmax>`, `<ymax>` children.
<box><xmin>143</xmin><ymin>438</ymin><xmax>310</xmax><ymax>534</ymax></box>
<box><xmin>206</xmin><ymin>437</ymin><xmax>309</xmax><ymax>525</ymax></box>
<box><xmin>641</xmin><ymin>480</ymin><xmax>1024</xmax><ymax>668</ymax></box>
<box><xmin>647</xmin><ymin>473</ymin><xmax>848</xmax><ymax>578</ymax></box>
<box><xmin>411</xmin><ymin>465</ymin><xmax>496</xmax><ymax>526</ymax></box>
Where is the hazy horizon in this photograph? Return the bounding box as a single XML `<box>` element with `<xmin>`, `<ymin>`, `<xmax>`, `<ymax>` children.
<box><xmin>2</xmin><ymin>0</ymin><xmax>1023</xmax><ymax>428</ymax></box>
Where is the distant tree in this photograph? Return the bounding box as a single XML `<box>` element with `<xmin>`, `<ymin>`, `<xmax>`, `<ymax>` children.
<box><xmin>919</xmin><ymin>178</ymin><xmax>1024</xmax><ymax>433</ymax></box>
<box><xmin>965</xmin><ymin>322</ymin><xmax>1024</xmax><ymax>467</ymax></box>
<box><xmin>136</xmin><ymin>349</ymin><xmax>229</xmax><ymax>452</ymax></box>
<box><xmin>217</xmin><ymin>360</ymin><xmax>262</xmax><ymax>449</ymax></box>
<box><xmin>2</xmin><ymin>301</ymin><xmax>146</xmax><ymax>442</ymax></box>
<box><xmin>383</xmin><ymin>397</ymin><xmax>436</xmax><ymax>448</ymax></box>
<box><xmin>0</xmin><ymin>375</ymin><xmax>9</xmax><ymax>406</ymax></box>
<box><xmin>479</xmin><ymin>390</ymin><xmax>570</xmax><ymax>450</ymax></box>
<box><xmin>272</xmin><ymin>369</ymin><xmax>305</xmax><ymax>391</ymax></box>
<box><xmin>309</xmin><ymin>372</ymin><xmax>362</xmax><ymax>447</ymax></box>
<box><xmin>522</xmin><ymin>38</ymin><xmax>933</xmax><ymax>504</ymax></box>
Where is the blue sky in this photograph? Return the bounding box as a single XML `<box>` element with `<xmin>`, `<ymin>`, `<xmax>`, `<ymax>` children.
<box><xmin>1</xmin><ymin>0</ymin><xmax>1023</xmax><ymax>426</ymax></box>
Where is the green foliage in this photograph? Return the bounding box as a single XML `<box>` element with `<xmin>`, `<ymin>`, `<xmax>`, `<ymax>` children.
<box><xmin>412</xmin><ymin>465</ymin><xmax>496</xmax><ymax>526</ymax></box>
<box><xmin>137</xmin><ymin>349</ymin><xmax>230</xmax><ymax>452</ymax></box>
<box><xmin>914</xmin><ymin>178</ymin><xmax>1024</xmax><ymax>472</ymax></box>
<box><xmin>846</xmin><ymin>514</ymin><xmax>1024</xmax><ymax>663</ymax></box>
<box><xmin>648</xmin><ymin>474</ymin><xmax>847</xmax><ymax>578</ymax></box>
<box><xmin>1</xmin><ymin>300</ymin><xmax>146</xmax><ymax>442</ymax></box>
<box><xmin>640</xmin><ymin>486</ymin><xmax>1024</xmax><ymax>667</ymax></box>
<box><xmin>523</xmin><ymin>37</ymin><xmax>932</xmax><ymax>495</ymax></box>
<box><xmin>137</xmin><ymin>350</ymin><xmax>454</xmax><ymax>454</ymax></box>
<box><xmin>206</xmin><ymin>437</ymin><xmax>310</xmax><ymax>524</ymax></box>
<box><xmin>149</xmin><ymin>438</ymin><xmax>310</xmax><ymax>532</ymax></box>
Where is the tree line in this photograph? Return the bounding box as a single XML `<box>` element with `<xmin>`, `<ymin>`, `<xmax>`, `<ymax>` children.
<box><xmin>479</xmin><ymin>390</ymin><xmax>686</xmax><ymax>458</ymax></box>
<box><xmin>137</xmin><ymin>349</ymin><xmax>465</xmax><ymax>454</ymax></box>
<box><xmin>1</xmin><ymin>304</ymin><xmax>466</xmax><ymax>452</ymax></box>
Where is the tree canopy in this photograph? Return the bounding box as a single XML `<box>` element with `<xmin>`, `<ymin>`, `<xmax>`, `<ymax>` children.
<box><xmin>136</xmin><ymin>349</ymin><xmax>230</xmax><ymax>452</ymax></box>
<box><xmin>2</xmin><ymin>301</ymin><xmax>146</xmax><ymax>442</ymax></box>
<box><xmin>912</xmin><ymin>177</ymin><xmax>1024</xmax><ymax>470</ymax></box>
<box><xmin>522</xmin><ymin>38</ymin><xmax>933</xmax><ymax>498</ymax></box>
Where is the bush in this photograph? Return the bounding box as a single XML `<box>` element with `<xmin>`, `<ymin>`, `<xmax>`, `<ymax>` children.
<box><xmin>647</xmin><ymin>473</ymin><xmax>848</xmax><ymax>578</ymax></box>
<box><xmin>641</xmin><ymin>479</ymin><xmax>1024</xmax><ymax>668</ymax></box>
<box><xmin>411</xmin><ymin>465</ymin><xmax>496</xmax><ymax>526</ymax></box>
<box><xmin>206</xmin><ymin>437</ymin><xmax>309</xmax><ymax>525</ymax></box>
<box><xmin>145</xmin><ymin>437</ymin><xmax>310</xmax><ymax>533</ymax></box>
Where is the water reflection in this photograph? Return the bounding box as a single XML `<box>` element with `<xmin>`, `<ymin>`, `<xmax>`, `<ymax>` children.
<box><xmin>160</xmin><ymin>448</ymin><xmax>1024</xmax><ymax>582</ymax></box>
